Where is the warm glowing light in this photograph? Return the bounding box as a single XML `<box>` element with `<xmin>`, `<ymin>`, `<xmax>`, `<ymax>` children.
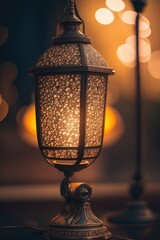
<box><xmin>106</xmin><ymin>0</ymin><xmax>125</xmax><ymax>12</ymax></box>
<box><xmin>148</xmin><ymin>51</ymin><xmax>160</xmax><ymax>79</ymax></box>
<box><xmin>105</xmin><ymin>106</ymin><xmax>117</xmax><ymax>133</ymax></box>
<box><xmin>126</xmin><ymin>36</ymin><xmax>150</xmax><ymax>48</ymax></box>
<box><xmin>0</xmin><ymin>98</ymin><xmax>9</xmax><ymax>121</ymax></box>
<box><xmin>104</xmin><ymin>106</ymin><xmax>125</xmax><ymax>146</ymax></box>
<box><xmin>95</xmin><ymin>8</ymin><xmax>114</xmax><ymax>25</ymax></box>
<box><xmin>140</xmin><ymin>27</ymin><xmax>151</xmax><ymax>38</ymax></box>
<box><xmin>139</xmin><ymin>16</ymin><xmax>151</xmax><ymax>38</ymax></box>
<box><xmin>126</xmin><ymin>36</ymin><xmax>151</xmax><ymax>62</ymax></box>
<box><xmin>23</xmin><ymin>103</ymin><xmax>36</xmax><ymax>135</ymax></box>
<box><xmin>139</xmin><ymin>39</ymin><xmax>151</xmax><ymax>62</ymax></box>
<box><xmin>139</xmin><ymin>16</ymin><xmax>150</xmax><ymax>30</ymax></box>
<box><xmin>16</xmin><ymin>104</ymin><xmax>37</xmax><ymax>147</ymax></box>
<box><xmin>120</xmin><ymin>11</ymin><xmax>137</xmax><ymax>25</ymax></box>
<box><xmin>118</xmin><ymin>36</ymin><xmax>151</xmax><ymax>66</ymax></box>
<box><xmin>0</xmin><ymin>94</ymin><xmax>2</xmax><ymax>106</ymax></box>
<box><xmin>120</xmin><ymin>12</ymin><xmax>151</xmax><ymax>37</ymax></box>
<box><xmin>140</xmin><ymin>21</ymin><xmax>149</xmax><ymax>30</ymax></box>
<box><xmin>16</xmin><ymin>102</ymin><xmax>125</xmax><ymax>148</ymax></box>
<box><xmin>117</xmin><ymin>44</ymin><xmax>135</xmax><ymax>67</ymax></box>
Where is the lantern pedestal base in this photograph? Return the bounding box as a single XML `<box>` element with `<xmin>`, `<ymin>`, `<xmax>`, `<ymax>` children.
<box><xmin>44</xmin><ymin>202</ymin><xmax>111</xmax><ymax>240</ymax></box>
<box><xmin>44</xmin><ymin>179</ymin><xmax>111</xmax><ymax>240</ymax></box>
<box><xmin>108</xmin><ymin>201</ymin><xmax>160</xmax><ymax>225</ymax></box>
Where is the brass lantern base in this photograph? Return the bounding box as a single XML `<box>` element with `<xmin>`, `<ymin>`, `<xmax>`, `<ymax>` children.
<box><xmin>44</xmin><ymin>179</ymin><xmax>111</xmax><ymax>240</ymax></box>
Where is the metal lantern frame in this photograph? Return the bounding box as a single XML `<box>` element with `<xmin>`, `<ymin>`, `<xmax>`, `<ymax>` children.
<box><xmin>30</xmin><ymin>0</ymin><xmax>114</xmax><ymax>177</ymax></box>
<box><xmin>30</xmin><ymin>1</ymin><xmax>114</xmax><ymax>239</ymax></box>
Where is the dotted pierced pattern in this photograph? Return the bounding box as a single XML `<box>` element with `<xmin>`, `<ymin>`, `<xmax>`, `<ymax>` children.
<box><xmin>43</xmin><ymin>149</ymin><xmax>78</xmax><ymax>159</ymax></box>
<box><xmin>83</xmin><ymin>44</ymin><xmax>108</xmax><ymax>67</ymax></box>
<box><xmin>84</xmin><ymin>148</ymin><xmax>100</xmax><ymax>158</ymax></box>
<box><xmin>85</xmin><ymin>75</ymin><xmax>106</xmax><ymax>146</ymax></box>
<box><xmin>38</xmin><ymin>74</ymin><xmax>80</xmax><ymax>148</ymax></box>
<box><xmin>36</xmin><ymin>44</ymin><xmax>81</xmax><ymax>67</ymax></box>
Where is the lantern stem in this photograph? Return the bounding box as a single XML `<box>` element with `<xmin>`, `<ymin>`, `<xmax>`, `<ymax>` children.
<box><xmin>64</xmin><ymin>170</ymin><xmax>73</xmax><ymax>179</ymax></box>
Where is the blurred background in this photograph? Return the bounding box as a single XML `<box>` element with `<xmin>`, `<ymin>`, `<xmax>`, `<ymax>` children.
<box><xmin>0</xmin><ymin>0</ymin><xmax>160</xmax><ymax>227</ymax></box>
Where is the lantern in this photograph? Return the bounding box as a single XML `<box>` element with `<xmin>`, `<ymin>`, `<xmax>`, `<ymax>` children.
<box><xmin>30</xmin><ymin>0</ymin><xmax>114</xmax><ymax>239</ymax></box>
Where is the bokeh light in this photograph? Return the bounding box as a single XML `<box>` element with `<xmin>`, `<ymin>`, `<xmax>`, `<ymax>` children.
<box><xmin>22</xmin><ymin>103</ymin><xmax>36</xmax><ymax>135</ymax></box>
<box><xmin>120</xmin><ymin>12</ymin><xmax>151</xmax><ymax>37</ymax></box>
<box><xmin>105</xmin><ymin>106</ymin><xmax>117</xmax><ymax>134</ymax></box>
<box><xmin>139</xmin><ymin>16</ymin><xmax>150</xmax><ymax>30</ymax></box>
<box><xmin>117</xmin><ymin>36</ymin><xmax>151</xmax><ymax>67</ymax></box>
<box><xmin>0</xmin><ymin>98</ymin><xmax>9</xmax><ymax>122</ymax></box>
<box><xmin>126</xmin><ymin>36</ymin><xmax>151</xmax><ymax>62</ymax></box>
<box><xmin>120</xmin><ymin>11</ymin><xmax>137</xmax><ymax>25</ymax></box>
<box><xmin>95</xmin><ymin>8</ymin><xmax>114</xmax><ymax>25</ymax></box>
<box><xmin>0</xmin><ymin>62</ymin><xmax>18</xmax><ymax>105</ymax></box>
<box><xmin>0</xmin><ymin>94</ymin><xmax>2</xmax><ymax>106</ymax></box>
<box><xmin>139</xmin><ymin>15</ymin><xmax>151</xmax><ymax>38</ymax></box>
<box><xmin>17</xmin><ymin>104</ymin><xmax>37</xmax><ymax>147</ymax></box>
<box><xmin>104</xmin><ymin>106</ymin><xmax>125</xmax><ymax>146</ymax></box>
<box><xmin>148</xmin><ymin>51</ymin><xmax>160</xmax><ymax>79</ymax></box>
<box><xmin>106</xmin><ymin>0</ymin><xmax>125</xmax><ymax>12</ymax></box>
<box><xmin>117</xmin><ymin>43</ymin><xmax>136</xmax><ymax>67</ymax></box>
<box><xmin>139</xmin><ymin>39</ymin><xmax>151</xmax><ymax>62</ymax></box>
<box><xmin>140</xmin><ymin>26</ymin><xmax>151</xmax><ymax>38</ymax></box>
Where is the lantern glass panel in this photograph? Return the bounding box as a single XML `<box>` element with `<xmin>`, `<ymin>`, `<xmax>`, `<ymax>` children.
<box><xmin>83</xmin><ymin>148</ymin><xmax>100</xmax><ymax>158</ymax></box>
<box><xmin>42</xmin><ymin>149</ymin><xmax>78</xmax><ymax>159</ymax></box>
<box><xmin>85</xmin><ymin>75</ymin><xmax>106</xmax><ymax>147</ymax></box>
<box><xmin>37</xmin><ymin>74</ymin><xmax>80</xmax><ymax>150</ymax></box>
<box><xmin>36</xmin><ymin>72</ymin><xmax>107</xmax><ymax>168</ymax></box>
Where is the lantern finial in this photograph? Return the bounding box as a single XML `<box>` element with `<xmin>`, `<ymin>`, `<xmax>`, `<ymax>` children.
<box><xmin>53</xmin><ymin>0</ymin><xmax>91</xmax><ymax>43</ymax></box>
<box><xmin>65</xmin><ymin>0</ymin><xmax>76</xmax><ymax>15</ymax></box>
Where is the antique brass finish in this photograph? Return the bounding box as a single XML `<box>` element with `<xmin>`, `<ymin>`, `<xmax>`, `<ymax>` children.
<box><xmin>30</xmin><ymin>0</ymin><xmax>114</xmax><ymax>177</ymax></box>
<box><xmin>44</xmin><ymin>179</ymin><xmax>111</xmax><ymax>240</ymax></box>
<box><xmin>30</xmin><ymin>0</ymin><xmax>114</xmax><ymax>239</ymax></box>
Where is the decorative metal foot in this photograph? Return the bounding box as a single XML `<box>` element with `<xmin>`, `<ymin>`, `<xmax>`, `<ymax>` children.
<box><xmin>108</xmin><ymin>181</ymin><xmax>160</xmax><ymax>224</ymax></box>
<box><xmin>108</xmin><ymin>200</ymin><xmax>160</xmax><ymax>225</ymax></box>
<box><xmin>44</xmin><ymin>179</ymin><xmax>111</xmax><ymax>240</ymax></box>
